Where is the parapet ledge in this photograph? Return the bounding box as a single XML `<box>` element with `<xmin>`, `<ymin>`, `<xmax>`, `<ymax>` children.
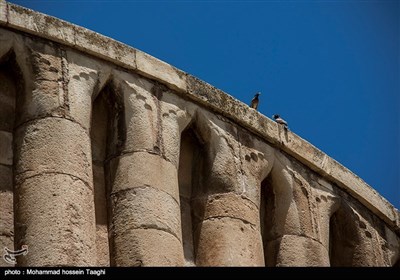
<box><xmin>1</xmin><ymin>1</ymin><xmax>398</xmax><ymax>234</ymax></box>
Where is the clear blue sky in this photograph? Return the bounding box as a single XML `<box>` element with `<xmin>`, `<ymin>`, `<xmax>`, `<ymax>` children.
<box><xmin>10</xmin><ymin>0</ymin><xmax>399</xmax><ymax>209</ymax></box>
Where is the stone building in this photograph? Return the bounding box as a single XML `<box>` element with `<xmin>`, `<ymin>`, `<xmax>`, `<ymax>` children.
<box><xmin>0</xmin><ymin>1</ymin><xmax>399</xmax><ymax>267</ymax></box>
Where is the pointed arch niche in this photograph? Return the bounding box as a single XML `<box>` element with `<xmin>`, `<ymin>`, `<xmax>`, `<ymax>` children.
<box><xmin>259</xmin><ymin>162</ymin><xmax>294</xmax><ymax>267</ymax></box>
<box><xmin>90</xmin><ymin>81</ymin><xmax>125</xmax><ymax>266</ymax></box>
<box><xmin>0</xmin><ymin>50</ymin><xmax>25</xmax><ymax>267</ymax></box>
<box><xmin>328</xmin><ymin>201</ymin><xmax>391</xmax><ymax>267</ymax></box>
<box><xmin>178</xmin><ymin>124</ymin><xmax>205</xmax><ymax>266</ymax></box>
<box><xmin>260</xmin><ymin>175</ymin><xmax>276</xmax><ymax>266</ymax></box>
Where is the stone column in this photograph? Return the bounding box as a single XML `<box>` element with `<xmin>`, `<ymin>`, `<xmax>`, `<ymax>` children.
<box><xmin>263</xmin><ymin>154</ymin><xmax>337</xmax><ymax>267</ymax></box>
<box><xmin>192</xmin><ymin>114</ymin><xmax>269</xmax><ymax>266</ymax></box>
<box><xmin>108</xmin><ymin>73</ymin><xmax>184</xmax><ymax>266</ymax></box>
<box><xmin>13</xmin><ymin>44</ymin><xmax>96</xmax><ymax>266</ymax></box>
<box><xmin>66</xmin><ymin>49</ymin><xmax>113</xmax><ymax>266</ymax></box>
<box><xmin>193</xmin><ymin>193</ymin><xmax>265</xmax><ymax>266</ymax></box>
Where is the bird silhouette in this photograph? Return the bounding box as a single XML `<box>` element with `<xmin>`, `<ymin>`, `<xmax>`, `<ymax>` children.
<box><xmin>250</xmin><ymin>92</ymin><xmax>261</xmax><ymax>110</ymax></box>
<box><xmin>273</xmin><ymin>114</ymin><xmax>288</xmax><ymax>129</ymax></box>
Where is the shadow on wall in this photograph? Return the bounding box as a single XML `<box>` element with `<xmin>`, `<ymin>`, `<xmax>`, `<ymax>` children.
<box><xmin>90</xmin><ymin>81</ymin><xmax>125</xmax><ymax>266</ymax></box>
<box><xmin>0</xmin><ymin>50</ymin><xmax>24</xmax><ymax>267</ymax></box>
<box><xmin>330</xmin><ymin>199</ymin><xmax>400</xmax><ymax>267</ymax></box>
<box><xmin>260</xmin><ymin>164</ymin><xmax>295</xmax><ymax>267</ymax></box>
<box><xmin>178</xmin><ymin>125</ymin><xmax>205</xmax><ymax>266</ymax></box>
<box><xmin>329</xmin><ymin>202</ymin><xmax>361</xmax><ymax>266</ymax></box>
<box><xmin>260</xmin><ymin>175</ymin><xmax>275</xmax><ymax>266</ymax></box>
<box><xmin>178</xmin><ymin>115</ymin><xmax>269</xmax><ymax>267</ymax></box>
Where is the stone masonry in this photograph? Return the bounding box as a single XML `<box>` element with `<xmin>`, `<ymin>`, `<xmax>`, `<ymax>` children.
<box><xmin>0</xmin><ymin>1</ymin><xmax>399</xmax><ymax>267</ymax></box>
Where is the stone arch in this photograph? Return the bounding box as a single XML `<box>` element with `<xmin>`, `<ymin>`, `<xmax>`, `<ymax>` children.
<box><xmin>259</xmin><ymin>156</ymin><xmax>295</xmax><ymax>266</ymax></box>
<box><xmin>186</xmin><ymin>111</ymin><xmax>269</xmax><ymax>266</ymax></box>
<box><xmin>329</xmin><ymin>201</ymin><xmax>361</xmax><ymax>266</ymax></box>
<box><xmin>329</xmin><ymin>200</ymin><xmax>398</xmax><ymax>267</ymax></box>
<box><xmin>0</xmin><ymin>49</ymin><xmax>25</xmax><ymax>267</ymax></box>
<box><xmin>0</xmin><ymin>50</ymin><xmax>23</xmax><ymax>130</ymax></box>
<box><xmin>178</xmin><ymin>121</ymin><xmax>206</xmax><ymax>266</ymax></box>
<box><xmin>90</xmin><ymin>79</ymin><xmax>125</xmax><ymax>266</ymax></box>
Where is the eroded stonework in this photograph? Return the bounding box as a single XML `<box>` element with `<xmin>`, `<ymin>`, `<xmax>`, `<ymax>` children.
<box><xmin>0</xmin><ymin>1</ymin><xmax>399</xmax><ymax>267</ymax></box>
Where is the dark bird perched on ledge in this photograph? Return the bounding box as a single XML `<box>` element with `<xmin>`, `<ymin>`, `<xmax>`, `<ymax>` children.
<box><xmin>250</xmin><ymin>92</ymin><xmax>261</xmax><ymax>110</ymax></box>
<box><xmin>273</xmin><ymin>114</ymin><xmax>288</xmax><ymax>129</ymax></box>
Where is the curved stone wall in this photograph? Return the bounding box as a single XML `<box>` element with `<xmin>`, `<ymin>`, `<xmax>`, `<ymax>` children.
<box><xmin>0</xmin><ymin>1</ymin><xmax>398</xmax><ymax>267</ymax></box>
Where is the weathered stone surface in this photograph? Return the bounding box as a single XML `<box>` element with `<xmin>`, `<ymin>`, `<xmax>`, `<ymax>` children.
<box><xmin>0</xmin><ymin>163</ymin><xmax>13</xmax><ymax>261</ymax></box>
<box><xmin>0</xmin><ymin>131</ymin><xmax>12</xmax><ymax>165</ymax></box>
<box><xmin>111</xmin><ymin>228</ymin><xmax>184</xmax><ymax>266</ymax></box>
<box><xmin>95</xmin><ymin>224</ymin><xmax>109</xmax><ymax>266</ymax></box>
<box><xmin>179</xmin><ymin>198</ymin><xmax>195</xmax><ymax>266</ymax></box>
<box><xmin>92</xmin><ymin>164</ymin><xmax>110</xmax><ymax>266</ymax></box>
<box><xmin>136</xmin><ymin>50</ymin><xmax>186</xmax><ymax>92</ymax></box>
<box><xmin>192</xmin><ymin>193</ymin><xmax>259</xmax><ymax>228</ymax></box>
<box><xmin>0</xmin><ymin>70</ymin><xmax>16</xmax><ymax>132</ymax></box>
<box><xmin>195</xmin><ymin>217</ymin><xmax>264</xmax><ymax>266</ymax></box>
<box><xmin>0</xmin><ymin>164</ymin><xmax>12</xmax><ymax>192</ymax></box>
<box><xmin>110</xmin><ymin>186</ymin><xmax>182</xmax><ymax>242</ymax></box>
<box><xmin>0</xmin><ymin>237</ymin><xmax>14</xmax><ymax>267</ymax></box>
<box><xmin>330</xmin><ymin>199</ymin><xmax>399</xmax><ymax>267</ymax></box>
<box><xmin>239</xmin><ymin>128</ymin><xmax>275</xmax><ymax>178</ymax></box>
<box><xmin>348</xmin><ymin>225</ymin><xmax>386</xmax><ymax>266</ymax></box>
<box><xmin>31</xmin><ymin>49</ymin><xmax>62</xmax><ymax>81</ymax></box>
<box><xmin>11</xmin><ymin>43</ymin><xmax>69</xmax><ymax>125</ymax></box>
<box><xmin>17</xmin><ymin>79</ymin><xmax>63</xmax><ymax>123</ymax></box>
<box><xmin>263</xmin><ymin>159</ymin><xmax>302</xmax><ymax>240</ymax></box>
<box><xmin>0</xmin><ymin>2</ymin><xmax>399</xmax><ymax>267</ymax></box>
<box><xmin>289</xmin><ymin>163</ymin><xmax>340</xmax><ymax>247</ymax></box>
<box><xmin>317</xmin><ymin>177</ymin><xmax>334</xmax><ymax>192</ymax></box>
<box><xmin>192</xmin><ymin>113</ymin><xmax>244</xmax><ymax>199</ymax></box>
<box><xmin>14</xmin><ymin>173</ymin><xmax>96</xmax><ymax>266</ymax></box>
<box><xmin>160</xmin><ymin>96</ymin><xmax>192</xmax><ymax>166</ymax></box>
<box><xmin>116</xmin><ymin>73</ymin><xmax>159</xmax><ymax>153</ymax></box>
<box><xmin>187</xmin><ymin>75</ymin><xmax>248</xmax><ymax>120</ymax></box>
<box><xmin>6</xmin><ymin>4</ymin><xmax>75</xmax><ymax>46</ymax></box>
<box><xmin>74</xmin><ymin>25</ymin><xmax>136</xmax><ymax>71</ymax></box>
<box><xmin>160</xmin><ymin>89</ymin><xmax>196</xmax><ymax>131</ymax></box>
<box><xmin>109</xmin><ymin>152</ymin><xmax>179</xmax><ymax>201</ymax></box>
<box><xmin>324</xmin><ymin>156</ymin><xmax>397</xmax><ymax>228</ymax></box>
<box><xmin>14</xmin><ymin>118</ymin><xmax>92</xmax><ymax>186</ymax></box>
<box><xmin>0</xmin><ymin>1</ymin><xmax>6</xmax><ymax>24</ymax></box>
<box><xmin>67</xmin><ymin>49</ymin><xmax>111</xmax><ymax>131</ymax></box>
<box><xmin>384</xmin><ymin>226</ymin><xmax>400</xmax><ymax>266</ymax></box>
<box><xmin>0</xmin><ymin>190</ymin><xmax>14</xmax><ymax>236</ymax></box>
<box><xmin>266</xmin><ymin>235</ymin><xmax>329</xmax><ymax>267</ymax></box>
<box><xmin>0</xmin><ymin>28</ymin><xmax>13</xmax><ymax>60</ymax></box>
<box><xmin>1</xmin><ymin>1</ymin><xmax>397</xmax><ymax>237</ymax></box>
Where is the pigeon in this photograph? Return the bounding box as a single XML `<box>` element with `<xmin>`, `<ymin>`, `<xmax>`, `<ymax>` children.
<box><xmin>273</xmin><ymin>114</ymin><xmax>288</xmax><ymax>128</ymax></box>
<box><xmin>250</xmin><ymin>92</ymin><xmax>261</xmax><ymax>110</ymax></box>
